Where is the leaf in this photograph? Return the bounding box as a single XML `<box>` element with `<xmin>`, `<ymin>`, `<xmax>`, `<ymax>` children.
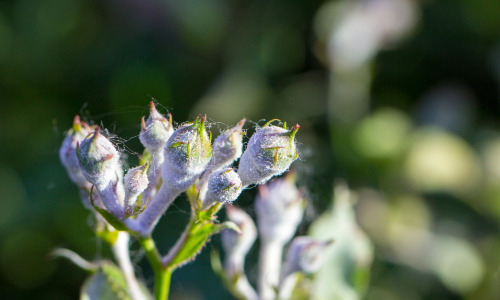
<box><xmin>167</xmin><ymin>220</ymin><xmax>217</xmax><ymax>268</ymax></box>
<box><xmin>80</xmin><ymin>262</ymin><xmax>130</xmax><ymax>300</ymax></box>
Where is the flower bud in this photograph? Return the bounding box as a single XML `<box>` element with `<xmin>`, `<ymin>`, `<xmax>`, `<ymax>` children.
<box><xmin>139</xmin><ymin>101</ymin><xmax>174</xmax><ymax>151</ymax></box>
<box><xmin>283</xmin><ymin>236</ymin><xmax>333</xmax><ymax>275</ymax></box>
<box><xmin>255</xmin><ymin>172</ymin><xmax>304</xmax><ymax>244</ymax></box>
<box><xmin>60</xmin><ymin>116</ymin><xmax>92</xmax><ymax>188</ymax></box>
<box><xmin>211</xmin><ymin>119</ymin><xmax>245</xmax><ymax>169</ymax></box>
<box><xmin>238</xmin><ymin>121</ymin><xmax>299</xmax><ymax>186</ymax></box>
<box><xmin>78</xmin><ymin>127</ymin><xmax>120</xmax><ymax>189</ymax></box>
<box><xmin>222</xmin><ymin>205</ymin><xmax>257</xmax><ymax>275</ymax></box>
<box><xmin>123</xmin><ymin>163</ymin><xmax>149</xmax><ymax>215</ymax></box>
<box><xmin>162</xmin><ymin>115</ymin><xmax>212</xmax><ymax>191</ymax></box>
<box><xmin>203</xmin><ymin>168</ymin><xmax>242</xmax><ymax>209</ymax></box>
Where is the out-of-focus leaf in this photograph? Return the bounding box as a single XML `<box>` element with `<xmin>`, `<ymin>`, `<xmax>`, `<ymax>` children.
<box><xmin>309</xmin><ymin>183</ymin><xmax>373</xmax><ymax>300</ymax></box>
<box><xmin>80</xmin><ymin>262</ymin><xmax>130</xmax><ymax>300</ymax></box>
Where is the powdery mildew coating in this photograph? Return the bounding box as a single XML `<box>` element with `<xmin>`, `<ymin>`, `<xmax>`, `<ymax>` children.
<box><xmin>206</xmin><ymin>168</ymin><xmax>242</xmax><ymax>205</ymax></box>
<box><xmin>124</xmin><ymin>165</ymin><xmax>149</xmax><ymax>199</ymax></box>
<box><xmin>78</xmin><ymin>128</ymin><xmax>121</xmax><ymax>189</ymax></box>
<box><xmin>162</xmin><ymin>118</ymin><xmax>212</xmax><ymax>191</ymax></box>
<box><xmin>139</xmin><ymin>102</ymin><xmax>173</xmax><ymax>151</ymax></box>
<box><xmin>211</xmin><ymin>119</ymin><xmax>245</xmax><ymax>169</ymax></box>
<box><xmin>238</xmin><ymin>124</ymin><xmax>299</xmax><ymax>186</ymax></box>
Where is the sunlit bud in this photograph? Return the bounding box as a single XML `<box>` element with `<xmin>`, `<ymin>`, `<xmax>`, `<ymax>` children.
<box><xmin>211</xmin><ymin>119</ymin><xmax>245</xmax><ymax>169</ymax></box>
<box><xmin>139</xmin><ymin>101</ymin><xmax>174</xmax><ymax>151</ymax></box>
<box><xmin>162</xmin><ymin>115</ymin><xmax>212</xmax><ymax>191</ymax></box>
<box><xmin>123</xmin><ymin>164</ymin><xmax>149</xmax><ymax>214</ymax></box>
<box><xmin>255</xmin><ymin>172</ymin><xmax>304</xmax><ymax>244</ymax></box>
<box><xmin>283</xmin><ymin>237</ymin><xmax>333</xmax><ymax>275</ymax></box>
<box><xmin>77</xmin><ymin>128</ymin><xmax>120</xmax><ymax>189</ymax></box>
<box><xmin>203</xmin><ymin>168</ymin><xmax>242</xmax><ymax>209</ymax></box>
<box><xmin>238</xmin><ymin>121</ymin><xmax>299</xmax><ymax>186</ymax></box>
<box><xmin>222</xmin><ymin>205</ymin><xmax>257</xmax><ymax>275</ymax></box>
<box><xmin>60</xmin><ymin>116</ymin><xmax>92</xmax><ymax>188</ymax></box>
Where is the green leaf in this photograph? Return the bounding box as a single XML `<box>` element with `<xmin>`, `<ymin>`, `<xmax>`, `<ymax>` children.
<box><xmin>167</xmin><ymin>220</ymin><xmax>217</xmax><ymax>268</ymax></box>
<box><xmin>80</xmin><ymin>262</ymin><xmax>130</xmax><ymax>300</ymax></box>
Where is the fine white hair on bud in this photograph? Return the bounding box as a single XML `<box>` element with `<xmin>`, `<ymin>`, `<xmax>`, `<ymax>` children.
<box><xmin>78</xmin><ymin>127</ymin><xmax>121</xmax><ymax>189</ymax></box>
<box><xmin>203</xmin><ymin>168</ymin><xmax>242</xmax><ymax>209</ymax></box>
<box><xmin>237</xmin><ymin>121</ymin><xmax>299</xmax><ymax>186</ymax></box>
<box><xmin>211</xmin><ymin>118</ymin><xmax>246</xmax><ymax>169</ymax></box>
<box><xmin>139</xmin><ymin>101</ymin><xmax>174</xmax><ymax>151</ymax></box>
<box><xmin>255</xmin><ymin>172</ymin><xmax>304</xmax><ymax>244</ymax></box>
<box><xmin>162</xmin><ymin>115</ymin><xmax>212</xmax><ymax>191</ymax></box>
<box><xmin>222</xmin><ymin>205</ymin><xmax>257</xmax><ymax>275</ymax></box>
<box><xmin>123</xmin><ymin>163</ymin><xmax>149</xmax><ymax>215</ymax></box>
<box><xmin>283</xmin><ymin>236</ymin><xmax>333</xmax><ymax>275</ymax></box>
<box><xmin>60</xmin><ymin>116</ymin><xmax>92</xmax><ymax>189</ymax></box>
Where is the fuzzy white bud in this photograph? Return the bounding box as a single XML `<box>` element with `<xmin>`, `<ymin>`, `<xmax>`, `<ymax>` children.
<box><xmin>60</xmin><ymin>116</ymin><xmax>92</xmax><ymax>189</ymax></box>
<box><xmin>203</xmin><ymin>168</ymin><xmax>242</xmax><ymax>209</ymax></box>
<box><xmin>211</xmin><ymin>119</ymin><xmax>245</xmax><ymax>169</ymax></box>
<box><xmin>78</xmin><ymin>127</ymin><xmax>120</xmax><ymax>189</ymax></box>
<box><xmin>124</xmin><ymin>164</ymin><xmax>149</xmax><ymax>215</ymax></box>
<box><xmin>255</xmin><ymin>172</ymin><xmax>304</xmax><ymax>244</ymax></box>
<box><xmin>162</xmin><ymin>115</ymin><xmax>212</xmax><ymax>192</ymax></box>
<box><xmin>238</xmin><ymin>122</ymin><xmax>299</xmax><ymax>186</ymax></box>
<box><xmin>139</xmin><ymin>101</ymin><xmax>174</xmax><ymax>151</ymax></box>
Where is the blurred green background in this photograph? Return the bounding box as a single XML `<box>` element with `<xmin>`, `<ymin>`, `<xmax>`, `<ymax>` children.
<box><xmin>1</xmin><ymin>0</ymin><xmax>500</xmax><ymax>299</ymax></box>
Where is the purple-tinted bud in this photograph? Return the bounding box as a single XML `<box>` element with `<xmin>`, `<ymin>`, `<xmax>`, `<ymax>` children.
<box><xmin>203</xmin><ymin>168</ymin><xmax>242</xmax><ymax>209</ymax></box>
<box><xmin>211</xmin><ymin>119</ymin><xmax>245</xmax><ymax>169</ymax></box>
<box><xmin>255</xmin><ymin>172</ymin><xmax>304</xmax><ymax>244</ymax></box>
<box><xmin>238</xmin><ymin>121</ymin><xmax>299</xmax><ymax>186</ymax></box>
<box><xmin>162</xmin><ymin>115</ymin><xmax>212</xmax><ymax>191</ymax></box>
<box><xmin>124</xmin><ymin>163</ymin><xmax>149</xmax><ymax>214</ymax></box>
<box><xmin>60</xmin><ymin>116</ymin><xmax>92</xmax><ymax>188</ymax></box>
<box><xmin>222</xmin><ymin>205</ymin><xmax>257</xmax><ymax>274</ymax></box>
<box><xmin>284</xmin><ymin>237</ymin><xmax>333</xmax><ymax>275</ymax></box>
<box><xmin>222</xmin><ymin>205</ymin><xmax>257</xmax><ymax>257</ymax></box>
<box><xmin>78</xmin><ymin>128</ymin><xmax>120</xmax><ymax>189</ymax></box>
<box><xmin>139</xmin><ymin>101</ymin><xmax>174</xmax><ymax>151</ymax></box>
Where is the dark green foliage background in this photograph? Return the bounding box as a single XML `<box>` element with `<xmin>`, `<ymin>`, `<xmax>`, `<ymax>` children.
<box><xmin>1</xmin><ymin>0</ymin><xmax>500</xmax><ymax>299</ymax></box>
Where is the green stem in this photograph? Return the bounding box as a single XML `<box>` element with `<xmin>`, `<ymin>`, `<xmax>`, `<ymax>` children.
<box><xmin>138</xmin><ymin>236</ymin><xmax>172</xmax><ymax>300</ymax></box>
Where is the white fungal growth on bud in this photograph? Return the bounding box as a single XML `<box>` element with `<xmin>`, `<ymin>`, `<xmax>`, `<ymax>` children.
<box><xmin>60</xmin><ymin>116</ymin><xmax>92</xmax><ymax>189</ymax></box>
<box><xmin>255</xmin><ymin>172</ymin><xmax>304</xmax><ymax>244</ymax></box>
<box><xmin>222</xmin><ymin>205</ymin><xmax>257</xmax><ymax>274</ymax></box>
<box><xmin>203</xmin><ymin>168</ymin><xmax>242</xmax><ymax>209</ymax></box>
<box><xmin>211</xmin><ymin>119</ymin><xmax>246</xmax><ymax>169</ymax></box>
<box><xmin>124</xmin><ymin>163</ymin><xmax>149</xmax><ymax>215</ymax></box>
<box><xmin>162</xmin><ymin>115</ymin><xmax>212</xmax><ymax>191</ymax></box>
<box><xmin>283</xmin><ymin>236</ymin><xmax>333</xmax><ymax>275</ymax></box>
<box><xmin>78</xmin><ymin>127</ymin><xmax>120</xmax><ymax>189</ymax></box>
<box><xmin>139</xmin><ymin>101</ymin><xmax>173</xmax><ymax>151</ymax></box>
<box><xmin>238</xmin><ymin>121</ymin><xmax>299</xmax><ymax>186</ymax></box>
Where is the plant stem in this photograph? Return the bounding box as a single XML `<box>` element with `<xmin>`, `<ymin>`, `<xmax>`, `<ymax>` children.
<box><xmin>258</xmin><ymin>240</ymin><xmax>284</xmax><ymax>300</ymax></box>
<box><xmin>138</xmin><ymin>236</ymin><xmax>172</xmax><ymax>300</ymax></box>
<box><xmin>112</xmin><ymin>232</ymin><xmax>147</xmax><ymax>300</ymax></box>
